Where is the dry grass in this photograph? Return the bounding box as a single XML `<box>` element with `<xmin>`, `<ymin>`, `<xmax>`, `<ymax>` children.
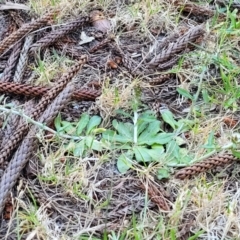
<box><xmin>1</xmin><ymin>0</ymin><xmax>240</xmax><ymax>239</ymax></box>
<box><xmin>31</xmin><ymin>51</ymin><xmax>73</xmax><ymax>86</ymax></box>
<box><xmin>97</xmin><ymin>79</ymin><xmax>139</xmax><ymax>118</ymax></box>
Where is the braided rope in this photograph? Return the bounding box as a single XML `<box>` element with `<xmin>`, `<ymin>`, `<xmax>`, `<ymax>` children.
<box><xmin>54</xmin><ymin>42</ymin><xmax>86</xmax><ymax>59</ymax></box>
<box><xmin>0</xmin><ymin>81</ymin><xmax>75</xmax><ymax>214</ymax></box>
<box><xmin>148</xmin><ymin>73</ymin><xmax>175</xmax><ymax>85</ymax></box>
<box><xmin>0</xmin><ymin>81</ymin><xmax>100</xmax><ymax>101</ymax></box>
<box><xmin>156</xmin><ymin>55</ymin><xmax>180</xmax><ymax>70</ymax></box>
<box><xmin>13</xmin><ymin>35</ymin><xmax>34</xmax><ymax>83</ymax></box>
<box><xmin>89</xmin><ymin>36</ymin><xmax>113</xmax><ymax>53</ymax></box>
<box><xmin>0</xmin><ymin>101</ymin><xmax>20</xmax><ymax>149</ymax></box>
<box><xmin>0</xmin><ymin>100</ymin><xmax>36</xmax><ymax>168</ymax></box>
<box><xmin>175</xmin><ymin>154</ymin><xmax>237</xmax><ymax>179</ymax></box>
<box><xmin>147</xmin><ymin>25</ymin><xmax>205</xmax><ymax>67</ymax></box>
<box><xmin>0</xmin><ymin>10</ymin><xmax>57</xmax><ymax>55</ymax></box>
<box><xmin>0</xmin><ymin>57</ymin><xmax>86</xmax><ymax>165</ymax></box>
<box><xmin>30</xmin><ymin>17</ymin><xmax>89</xmax><ymax>51</ymax></box>
<box><xmin>0</xmin><ymin>41</ymin><xmax>23</xmax><ymax>82</ymax></box>
<box><xmin>0</xmin><ymin>40</ymin><xmax>24</xmax><ymax>151</ymax></box>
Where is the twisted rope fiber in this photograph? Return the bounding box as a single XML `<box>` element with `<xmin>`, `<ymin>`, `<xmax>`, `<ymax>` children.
<box><xmin>156</xmin><ymin>55</ymin><xmax>181</xmax><ymax>70</ymax></box>
<box><xmin>148</xmin><ymin>73</ymin><xmax>175</xmax><ymax>85</ymax></box>
<box><xmin>0</xmin><ymin>101</ymin><xmax>20</xmax><ymax>150</ymax></box>
<box><xmin>89</xmin><ymin>36</ymin><xmax>113</xmax><ymax>53</ymax></box>
<box><xmin>13</xmin><ymin>35</ymin><xmax>34</xmax><ymax>83</ymax></box>
<box><xmin>1</xmin><ymin>100</ymin><xmax>36</xmax><ymax>151</ymax></box>
<box><xmin>0</xmin><ymin>10</ymin><xmax>57</xmax><ymax>55</ymax></box>
<box><xmin>54</xmin><ymin>42</ymin><xmax>86</xmax><ymax>59</ymax></box>
<box><xmin>170</xmin><ymin>0</ymin><xmax>215</xmax><ymax>17</ymax></box>
<box><xmin>0</xmin><ymin>62</ymin><xmax>7</xmax><ymax>71</ymax></box>
<box><xmin>0</xmin><ymin>57</ymin><xmax>86</xmax><ymax>165</ymax></box>
<box><xmin>0</xmin><ymin>81</ymin><xmax>100</xmax><ymax>101</ymax></box>
<box><xmin>0</xmin><ymin>41</ymin><xmax>24</xmax><ymax>149</ymax></box>
<box><xmin>1</xmin><ymin>38</ymin><xmax>33</xmax><ymax>151</ymax></box>
<box><xmin>148</xmin><ymin>25</ymin><xmax>205</xmax><ymax>67</ymax></box>
<box><xmin>175</xmin><ymin>153</ymin><xmax>237</xmax><ymax>179</ymax></box>
<box><xmin>54</xmin><ymin>36</ymin><xmax>113</xmax><ymax>60</ymax></box>
<box><xmin>0</xmin><ymin>81</ymin><xmax>75</xmax><ymax>214</ymax></box>
<box><xmin>145</xmin><ymin>32</ymin><xmax>180</xmax><ymax>62</ymax></box>
<box><xmin>30</xmin><ymin>16</ymin><xmax>90</xmax><ymax>51</ymax></box>
<box><xmin>0</xmin><ymin>41</ymin><xmax>23</xmax><ymax>82</ymax></box>
<box><xmin>113</xmin><ymin>44</ymin><xmax>134</xmax><ymax>71</ymax></box>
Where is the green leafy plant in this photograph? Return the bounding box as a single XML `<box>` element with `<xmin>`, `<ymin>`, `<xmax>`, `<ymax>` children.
<box><xmin>54</xmin><ymin>113</ymin><xmax>103</xmax><ymax>157</ymax></box>
<box><xmin>102</xmin><ymin>110</ymin><xmax>194</xmax><ymax>178</ymax></box>
<box><xmin>54</xmin><ymin>108</ymin><xmax>195</xmax><ymax>179</ymax></box>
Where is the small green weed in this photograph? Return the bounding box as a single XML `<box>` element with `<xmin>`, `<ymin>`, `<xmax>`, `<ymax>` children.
<box><xmin>54</xmin><ymin>113</ymin><xmax>103</xmax><ymax>157</ymax></box>
<box><xmin>54</xmin><ymin>108</ymin><xmax>194</xmax><ymax>180</ymax></box>
<box><xmin>102</xmin><ymin>109</ymin><xmax>195</xmax><ymax>179</ymax></box>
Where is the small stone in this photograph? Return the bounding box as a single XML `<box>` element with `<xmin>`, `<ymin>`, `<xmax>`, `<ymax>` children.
<box><xmin>90</xmin><ymin>10</ymin><xmax>111</xmax><ymax>33</ymax></box>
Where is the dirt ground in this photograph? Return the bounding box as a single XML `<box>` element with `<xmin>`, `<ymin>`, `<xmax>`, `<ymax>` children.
<box><xmin>1</xmin><ymin>0</ymin><xmax>240</xmax><ymax>239</ymax></box>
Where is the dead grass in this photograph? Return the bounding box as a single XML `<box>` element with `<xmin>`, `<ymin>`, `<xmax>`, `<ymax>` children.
<box><xmin>1</xmin><ymin>0</ymin><xmax>240</xmax><ymax>239</ymax></box>
<box><xmin>97</xmin><ymin>78</ymin><xmax>139</xmax><ymax>118</ymax></box>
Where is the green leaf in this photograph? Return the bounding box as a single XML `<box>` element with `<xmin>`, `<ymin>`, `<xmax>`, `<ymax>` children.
<box><xmin>102</xmin><ymin>130</ymin><xmax>115</xmax><ymax>139</ymax></box>
<box><xmin>178</xmin><ymin>148</ymin><xmax>192</xmax><ymax>164</ymax></box>
<box><xmin>145</xmin><ymin>120</ymin><xmax>161</xmax><ymax>135</ymax></box>
<box><xmin>76</xmin><ymin>113</ymin><xmax>90</xmax><ymax>135</ymax></box>
<box><xmin>117</xmin><ymin>152</ymin><xmax>133</xmax><ymax>173</ymax></box>
<box><xmin>61</xmin><ymin>121</ymin><xmax>75</xmax><ymax>134</ymax></box>
<box><xmin>157</xmin><ymin>168</ymin><xmax>170</xmax><ymax>180</ymax></box>
<box><xmin>139</xmin><ymin>132</ymin><xmax>174</xmax><ymax>145</ymax></box>
<box><xmin>85</xmin><ymin>136</ymin><xmax>102</xmax><ymax>151</ymax></box>
<box><xmin>91</xmin><ymin>128</ymin><xmax>106</xmax><ymax>134</ymax></box>
<box><xmin>113</xmin><ymin>135</ymin><xmax>133</xmax><ymax>143</ymax></box>
<box><xmin>138</xmin><ymin>121</ymin><xmax>161</xmax><ymax>143</ymax></box>
<box><xmin>187</xmin><ymin>230</ymin><xmax>205</xmax><ymax>240</ymax></box>
<box><xmin>112</xmin><ymin>120</ymin><xmax>133</xmax><ymax>139</ymax></box>
<box><xmin>54</xmin><ymin>114</ymin><xmax>62</xmax><ymax>132</ymax></box>
<box><xmin>146</xmin><ymin>145</ymin><xmax>164</xmax><ymax>161</ymax></box>
<box><xmin>73</xmin><ymin>140</ymin><xmax>85</xmax><ymax>157</ymax></box>
<box><xmin>166</xmin><ymin>140</ymin><xmax>180</xmax><ymax>159</ymax></box>
<box><xmin>138</xmin><ymin>113</ymin><xmax>157</xmax><ymax>123</ymax></box>
<box><xmin>177</xmin><ymin>87</ymin><xmax>193</xmax><ymax>100</ymax></box>
<box><xmin>102</xmin><ymin>130</ymin><xmax>132</xmax><ymax>143</ymax></box>
<box><xmin>229</xmin><ymin>9</ymin><xmax>238</xmax><ymax>29</ymax></box>
<box><xmin>161</xmin><ymin>110</ymin><xmax>177</xmax><ymax>130</ymax></box>
<box><xmin>133</xmin><ymin>146</ymin><xmax>152</xmax><ymax>162</ymax></box>
<box><xmin>137</xmin><ymin>120</ymin><xmax>149</xmax><ymax>136</ymax></box>
<box><xmin>86</xmin><ymin>116</ymin><xmax>102</xmax><ymax>134</ymax></box>
<box><xmin>176</xmin><ymin>119</ymin><xmax>195</xmax><ymax>132</ymax></box>
<box><xmin>202</xmin><ymin>89</ymin><xmax>210</xmax><ymax>103</ymax></box>
<box><xmin>203</xmin><ymin>131</ymin><xmax>215</xmax><ymax>150</ymax></box>
<box><xmin>124</xmin><ymin>122</ymin><xmax>134</xmax><ymax>136</ymax></box>
<box><xmin>231</xmin><ymin>150</ymin><xmax>240</xmax><ymax>159</ymax></box>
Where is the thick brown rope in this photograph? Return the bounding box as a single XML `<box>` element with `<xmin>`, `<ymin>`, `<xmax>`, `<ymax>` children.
<box><xmin>30</xmin><ymin>16</ymin><xmax>90</xmax><ymax>51</ymax></box>
<box><xmin>0</xmin><ymin>81</ymin><xmax>75</xmax><ymax>214</ymax></box>
<box><xmin>147</xmin><ymin>25</ymin><xmax>205</xmax><ymax>68</ymax></box>
<box><xmin>0</xmin><ymin>81</ymin><xmax>100</xmax><ymax>101</ymax></box>
<box><xmin>0</xmin><ymin>41</ymin><xmax>23</xmax><ymax>82</ymax></box>
<box><xmin>0</xmin><ymin>100</ymin><xmax>36</xmax><ymax>151</ymax></box>
<box><xmin>175</xmin><ymin>153</ymin><xmax>237</xmax><ymax>179</ymax></box>
<box><xmin>0</xmin><ymin>10</ymin><xmax>57</xmax><ymax>55</ymax></box>
<box><xmin>13</xmin><ymin>35</ymin><xmax>34</xmax><ymax>83</ymax></box>
<box><xmin>0</xmin><ymin>57</ymin><xmax>86</xmax><ymax>166</ymax></box>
